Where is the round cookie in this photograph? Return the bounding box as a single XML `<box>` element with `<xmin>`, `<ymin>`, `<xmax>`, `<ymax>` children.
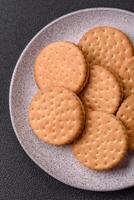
<box><xmin>79</xmin><ymin>26</ymin><xmax>133</xmax><ymax>75</ymax></box>
<box><xmin>79</xmin><ymin>65</ymin><xmax>122</xmax><ymax>113</ymax></box>
<box><xmin>28</xmin><ymin>86</ymin><xmax>85</xmax><ymax>145</ymax></box>
<box><xmin>117</xmin><ymin>94</ymin><xmax>134</xmax><ymax>150</ymax></box>
<box><xmin>72</xmin><ymin>111</ymin><xmax>128</xmax><ymax>171</ymax></box>
<box><xmin>34</xmin><ymin>41</ymin><xmax>88</xmax><ymax>94</ymax></box>
<box><xmin>118</xmin><ymin>57</ymin><xmax>134</xmax><ymax>98</ymax></box>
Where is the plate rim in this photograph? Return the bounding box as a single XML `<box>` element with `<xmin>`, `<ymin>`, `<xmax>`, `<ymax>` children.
<box><xmin>9</xmin><ymin>7</ymin><xmax>134</xmax><ymax>191</ymax></box>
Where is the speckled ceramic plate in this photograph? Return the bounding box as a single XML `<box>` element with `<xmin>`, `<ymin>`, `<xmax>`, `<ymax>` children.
<box><xmin>9</xmin><ymin>8</ymin><xmax>134</xmax><ymax>191</ymax></box>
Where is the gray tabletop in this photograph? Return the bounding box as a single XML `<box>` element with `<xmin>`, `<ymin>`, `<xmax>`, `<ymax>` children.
<box><xmin>1</xmin><ymin>0</ymin><xmax>134</xmax><ymax>199</ymax></box>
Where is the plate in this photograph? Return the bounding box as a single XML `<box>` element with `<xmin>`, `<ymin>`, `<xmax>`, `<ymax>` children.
<box><xmin>9</xmin><ymin>8</ymin><xmax>134</xmax><ymax>191</ymax></box>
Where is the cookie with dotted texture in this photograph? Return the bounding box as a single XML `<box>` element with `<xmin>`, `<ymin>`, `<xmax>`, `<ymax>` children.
<box><xmin>72</xmin><ymin>111</ymin><xmax>128</xmax><ymax>170</ymax></box>
<box><xmin>117</xmin><ymin>94</ymin><xmax>134</xmax><ymax>150</ymax></box>
<box><xmin>118</xmin><ymin>57</ymin><xmax>134</xmax><ymax>98</ymax></box>
<box><xmin>79</xmin><ymin>65</ymin><xmax>122</xmax><ymax>113</ymax></box>
<box><xmin>79</xmin><ymin>26</ymin><xmax>133</xmax><ymax>76</ymax></box>
<box><xmin>34</xmin><ymin>41</ymin><xmax>88</xmax><ymax>94</ymax></box>
<box><xmin>28</xmin><ymin>86</ymin><xmax>85</xmax><ymax>145</ymax></box>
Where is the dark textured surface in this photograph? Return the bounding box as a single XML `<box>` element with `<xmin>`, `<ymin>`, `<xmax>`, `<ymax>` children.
<box><xmin>1</xmin><ymin>0</ymin><xmax>134</xmax><ymax>199</ymax></box>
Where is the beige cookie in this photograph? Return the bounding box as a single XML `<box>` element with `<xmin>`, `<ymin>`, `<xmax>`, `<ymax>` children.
<box><xmin>118</xmin><ymin>57</ymin><xmax>134</xmax><ymax>98</ymax></box>
<box><xmin>117</xmin><ymin>94</ymin><xmax>134</xmax><ymax>150</ymax></box>
<box><xmin>79</xmin><ymin>65</ymin><xmax>122</xmax><ymax>113</ymax></box>
<box><xmin>72</xmin><ymin>111</ymin><xmax>128</xmax><ymax>171</ymax></box>
<box><xmin>28</xmin><ymin>86</ymin><xmax>85</xmax><ymax>145</ymax></box>
<box><xmin>34</xmin><ymin>41</ymin><xmax>88</xmax><ymax>94</ymax></box>
<box><xmin>79</xmin><ymin>26</ymin><xmax>133</xmax><ymax>76</ymax></box>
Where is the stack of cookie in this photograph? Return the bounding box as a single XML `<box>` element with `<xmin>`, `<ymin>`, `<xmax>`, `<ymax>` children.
<box><xmin>29</xmin><ymin>26</ymin><xmax>134</xmax><ymax>171</ymax></box>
